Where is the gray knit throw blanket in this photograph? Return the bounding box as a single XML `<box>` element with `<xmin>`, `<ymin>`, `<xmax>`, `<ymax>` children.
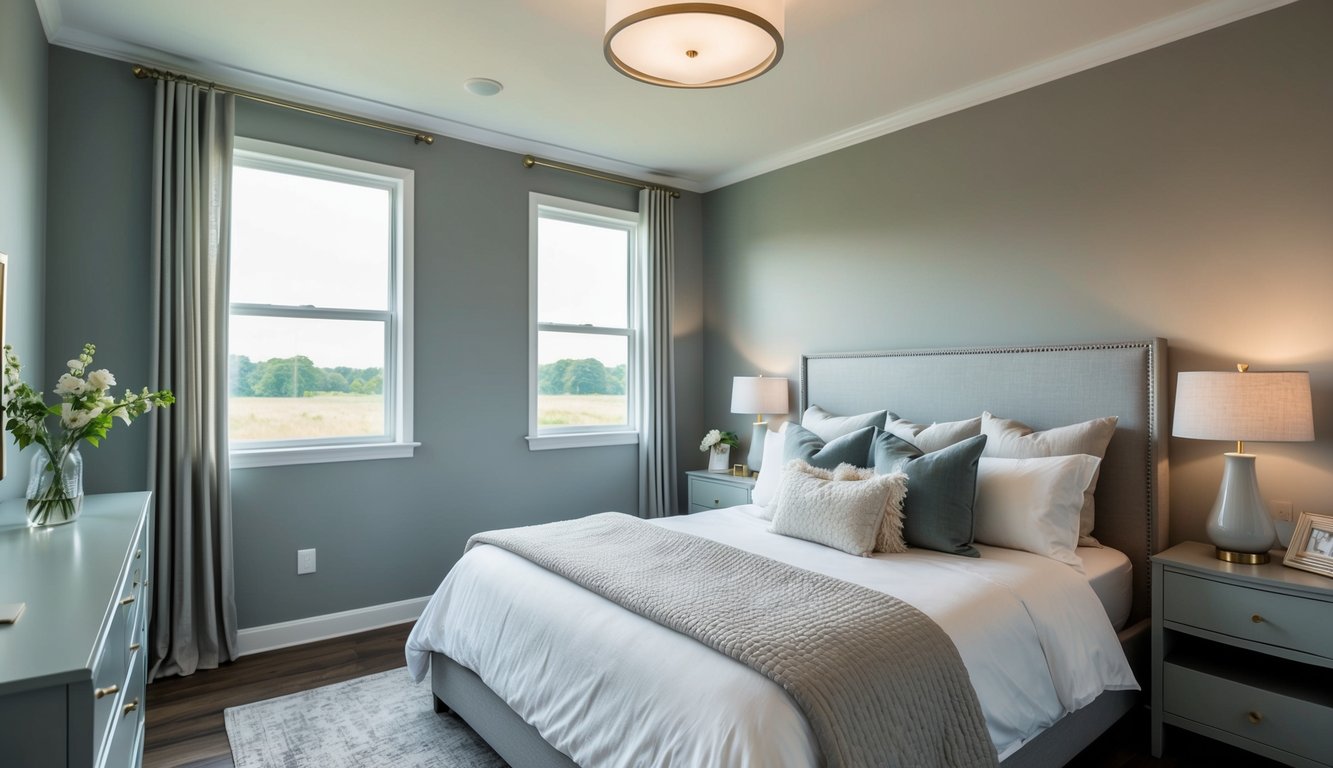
<box><xmin>468</xmin><ymin>512</ymin><xmax>998</xmax><ymax>768</ymax></box>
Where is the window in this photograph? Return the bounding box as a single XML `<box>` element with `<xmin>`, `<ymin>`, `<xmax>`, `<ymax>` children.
<box><xmin>228</xmin><ymin>138</ymin><xmax>415</xmax><ymax>467</ymax></box>
<box><xmin>528</xmin><ymin>194</ymin><xmax>641</xmax><ymax>450</ymax></box>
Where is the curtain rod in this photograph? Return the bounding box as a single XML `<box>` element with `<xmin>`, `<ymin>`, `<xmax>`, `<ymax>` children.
<box><xmin>131</xmin><ymin>65</ymin><xmax>435</xmax><ymax>146</ymax></box>
<box><xmin>522</xmin><ymin>155</ymin><xmax>680</xmax><ymax>198</ymax></box>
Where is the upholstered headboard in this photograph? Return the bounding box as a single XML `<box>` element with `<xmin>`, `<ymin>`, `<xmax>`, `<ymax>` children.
<box><xmin>800</xmin><ymin>339</ymin><xmax>1169</xmax><ymax>624</ymax></box>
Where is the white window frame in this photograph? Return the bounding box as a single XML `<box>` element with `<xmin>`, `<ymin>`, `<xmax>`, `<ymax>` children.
<box><xmin>526</xmin><ymin>193</ymin><xmax>641</xmax><ymax>451</ymax></box>
<box><xmin>228</xmin><ymin>137</ymin><xmax>417</xmax><ymax>468</ymax></box>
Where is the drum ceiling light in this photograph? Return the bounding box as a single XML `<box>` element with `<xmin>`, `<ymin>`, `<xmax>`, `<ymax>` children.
<box><xmin>604</xmin><ymin>1</ymin><xmax>785</xmax><ymax>88</ymax></box>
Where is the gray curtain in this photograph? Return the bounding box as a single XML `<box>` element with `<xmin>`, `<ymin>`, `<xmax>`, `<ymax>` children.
<box><xmin>147</xmin><ymin>81</ymin><xmax>238</xmax><ymax>678</ymax></box>
<box><xmin>637</xmin><ymin>188</ymin><xmax>678</xmax><ymax>517</ymax></box>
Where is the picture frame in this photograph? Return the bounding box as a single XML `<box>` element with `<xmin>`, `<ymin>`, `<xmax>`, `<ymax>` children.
<box><xmin>1283</xmin><ymin>511</ymin><xmax>1333</xmax><ymax>578</ymax></box>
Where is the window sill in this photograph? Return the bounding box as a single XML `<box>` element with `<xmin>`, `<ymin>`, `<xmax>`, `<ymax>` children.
<box><xmin>526</xmin><ymin>431</ymin><xmax>639</xmax><ymax>451</ymax></box>
<box><xmin>231</xmin><ymin>441</ymin><xmax>420</xmax><ymax>469</ymax></box>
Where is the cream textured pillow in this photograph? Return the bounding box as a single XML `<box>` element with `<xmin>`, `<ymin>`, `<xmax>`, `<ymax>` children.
<box><xmin>769</xmin><ymin>461</ymin><xmax>905</xmax><ymax>557</ymax></box>
<box><xmin>829</xmin><ymin>464</ymin><xmax>909</xmax><ymax>554</ymax></box>
<box><xmin>980</xmin><ymin>411</ymin><xmax>1117</xmax><ymax>546</ymax></box>
<box><xmin>884</xmin><ymin>414</ymin><xmax>982</xmax><ymax>453</ymax></box>
<box><xmin>973</xmin><ymin>455</ymin><xmax>1101</xmax><ymax>571</ymax></box>
<box><xmin>802</xmin><ymin>405</ymin><xmax>889</xmax><ymax>442</ymax></box>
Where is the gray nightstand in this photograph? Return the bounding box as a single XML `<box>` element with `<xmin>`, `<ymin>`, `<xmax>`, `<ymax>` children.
<box><xmin>685</xmin><ymin>470</ymin><xmax>757</xmax><ymax>514</ymax></box>
<box><xmin>1151</xmin><ymin>541</ymin><xmax>1333</xmax><ymax>767</ymax></box>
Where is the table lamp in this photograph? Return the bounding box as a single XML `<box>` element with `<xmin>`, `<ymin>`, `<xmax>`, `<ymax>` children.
<box><xmin>1172</xmin><ymin>365</ymin><xmax>1314</xmax><ymax>563</ymax></box>
<box><xmin>730</xmin><ymin>376</ymin><xmax>789</xmax><ymax>472</ymax></box>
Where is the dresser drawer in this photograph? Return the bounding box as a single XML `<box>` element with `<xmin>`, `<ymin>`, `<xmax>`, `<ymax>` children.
<box><xmin>91</xmin><ymin>597</ymin><xmax>129</xmax><ymax>760</ymax></box>
<box><xmin>688</xmin><ymin>476</ymin><xmax>750</xmax><ymax>510</ymax></box>
<box><xmin>99</xmin><ymin>643</ymin><xmax>145</xmax><ymax>768</ymax></box>
<box><xmin>1164</xmin><ymin>661</ymin><xmax>1333</xmax><ymax>764</ymax></box>
<box><xmin>1163</xmin><ymin>571</ymin><xmax>1333</xmax><ymax>660</ymax></box>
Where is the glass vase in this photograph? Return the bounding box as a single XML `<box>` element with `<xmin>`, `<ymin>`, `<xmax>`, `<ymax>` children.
<box><xmin>26</xmin><ymin>445</ymin><xmax>84</xmax><ymax>527</ymax></box>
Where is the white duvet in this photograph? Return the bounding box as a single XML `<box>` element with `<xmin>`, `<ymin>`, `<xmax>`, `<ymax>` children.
<box><xmin>406</xmin><ymin>506</ymin><xmax>1138</xmax><ymax>766</ymax></box>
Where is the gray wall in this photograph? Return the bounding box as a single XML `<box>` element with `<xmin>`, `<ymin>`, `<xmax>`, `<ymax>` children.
<box><xmin>0</xmin><ymin>0</ymin><xmax>48</xmax><ymax>500</ymax></box>
<box><xmin>702</xmin><ymin>0</ymin><xmax>1333</xmax><ymax>547</ymax></box>
<box><xmin>43</xmin><ymin>48</ymin><xmax>704</xmax><ymax>628</ymax></box>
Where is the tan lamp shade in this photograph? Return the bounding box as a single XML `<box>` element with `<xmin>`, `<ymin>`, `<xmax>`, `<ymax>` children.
<box><xmin>1173</xmin><ymin>370</ymin><xmax>1314</xmax><ymax>444</ymax></box>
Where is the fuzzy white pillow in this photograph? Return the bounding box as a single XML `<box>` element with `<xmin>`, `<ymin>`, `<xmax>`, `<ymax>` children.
<box><xmin>972</xmin><ymin>455</ymin><xmax>1101</xmax><ymax>571</ymax></box>
<box><xmin>769</xmin><ymin>461</ymin><xmax>907</xmax><ymax>557</ymax></box>
<box><xmin>825</xmin><ymin>464</ymin><xmax>909</xmax><ymax>554</ymax></box>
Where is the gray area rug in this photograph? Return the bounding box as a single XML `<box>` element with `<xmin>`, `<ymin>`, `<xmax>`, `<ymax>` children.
<box><xmin>225</xmin><ymin>667</ymin><xmax>508</xmax><ymax>768</ymax></box>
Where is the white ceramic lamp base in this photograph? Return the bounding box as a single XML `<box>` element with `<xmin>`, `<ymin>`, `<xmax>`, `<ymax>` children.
<box><xmin>747</xmin><ymin>421</ymin><xmax>768</xmax><ymax>472</ymax></box>
<box><xmin>1205</xmin><ymin>452</ymin><xmax>1277</xmax><ymax>564</ymax></box>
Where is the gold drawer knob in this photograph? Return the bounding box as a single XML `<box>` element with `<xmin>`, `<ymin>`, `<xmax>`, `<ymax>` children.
<box><xmin>136</xmin><ymin>549</ymin><xmax>142</xmax><ymax>559</ymax></box>
<box><xmin>94</xmin><ymin>684</ymin><xmax>120</xmax><ymax>700</ymax></box>
<box><xmin>713</xmin><ymin>498</ymin><xmax>720</xmax><ymax>505</ymax></box>
<box><xmin>1247</xmin><ymin>711</ymin><xmax>1263</xmax><ymax>725</ymax></box>
<box><xmin>129</xmin><ymin>642</ymin><xmax>141</xmax><ymax>652</ymax></box>
<box><xmin>1251</xmin><ymin>614</ymin><xmax>1264</xmax><ymax>624</ymax></box>
<box><xmin>122</xmin><ymin>698</ymin><xmax>139</xmax><ymax>716</ymax></box>
<box><xmin>119</xmin><ymin>595</ymin><xmax>136</xmax><ymax>606</ymax></box>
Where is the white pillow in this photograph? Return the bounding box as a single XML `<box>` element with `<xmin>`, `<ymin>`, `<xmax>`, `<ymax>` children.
<box><xmin>973</xmin><ymin>455</ymin><xmax>1101</xmax><ymax>571</ymax></box>
<box><xmin>750</xmin><ymin>424</ymin><xmax>787</xmax><ymax>515</ymax></box>
<box><xmin>802</xmin><ymin>405</ymin><xmax>889</xmax><ymax>442</ymax></box>
<box><xmin>980</xmin><ymin>411</ymin><xmax>1118</xmax><ymax>546</ymax></box>
<box><xmin>884</xmin><ymin>414</ymin><xmax>982</xmax><ymax>453</ymax></box>
<box><xmin>769</xmin><ymin>461</ymin><xmax>905</xmax><ymax>557</ymax></box>
<box><xmin>828</xmin><ymin>464</ymin><xmax>909</xmax><ymax>554</ymax></box>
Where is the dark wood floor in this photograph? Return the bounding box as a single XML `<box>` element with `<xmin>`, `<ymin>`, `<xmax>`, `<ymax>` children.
<box><xmin>145</xmin><ymin>622</ymin><xmax>1282</xmax><ymax>768</ymax></box>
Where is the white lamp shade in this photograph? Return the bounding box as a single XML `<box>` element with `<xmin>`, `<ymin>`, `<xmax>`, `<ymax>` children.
<box><xmin>730</xmin><ymin>376</ymin><xmax>788</xmax><ymax>416</ymax></box>
<box><xmin>604</xmin><ymin>0</ymin><xmax>784</xmax><ymax>88</ymax></box>
<box><xmin>1173</xmin><ymin>370</ymin><xmax>1314</xmax><ymax>443</ymax></box>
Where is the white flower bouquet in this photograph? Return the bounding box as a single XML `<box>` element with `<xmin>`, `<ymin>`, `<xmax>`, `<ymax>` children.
<box><xmin>699</xmin><ymin>428</ymin><xmax>740</xmax><ymax>452</ymax></box>
<box><xmin>3</xmin><ymin>343</ymin><xmax>174</xmax><ymax>525</ymax></box>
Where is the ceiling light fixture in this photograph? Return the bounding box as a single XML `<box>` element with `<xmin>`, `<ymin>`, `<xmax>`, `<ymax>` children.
<box><xmin>604</xmin><ymin>1</ymin><xmax>784</xmax><ymax>88</ymax></box>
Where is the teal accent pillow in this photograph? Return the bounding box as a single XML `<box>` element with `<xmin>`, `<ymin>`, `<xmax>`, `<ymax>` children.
<box><xmin>872</xmin><ymin>431</ymin><xmax>987</xmax><ymax>557</ymax></box>
<box><xmin>783</xmin><ymin>424</ymin><xmax>875</xmax><ymax>470</ymax></box>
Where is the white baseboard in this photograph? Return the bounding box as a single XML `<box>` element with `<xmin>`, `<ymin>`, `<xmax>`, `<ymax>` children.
<box><xmin>236</xmin><ymin>595</ymin><xmax>430</xmax><ymax>657</ymax></box>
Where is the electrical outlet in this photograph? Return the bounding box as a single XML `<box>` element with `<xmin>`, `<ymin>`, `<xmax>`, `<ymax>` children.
<box><xmin>1270</xmin><ymin>501</ymin><xmax>1293</xmax><ymax>523</ymax></box>
<box><xmin>297</xmin><ymin>548</ymin><xmax>317</xmax><ymax>575</ymax></box>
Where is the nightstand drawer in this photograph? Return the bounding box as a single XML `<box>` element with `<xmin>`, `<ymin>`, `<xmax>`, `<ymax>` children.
<box><xmin>1163</xmin><ymin>571</ymin><xmax>1333</xmax><ymax>660</ymax></box>
<box><xmin>687</xmin><ymin>476</ymin><xmax>750</xmax><ymax>510</ymax></box>
<box><xmin>1164</xmin><ymin>662</ymin><xmax>1333</xmax><ymax>764</ymax></box>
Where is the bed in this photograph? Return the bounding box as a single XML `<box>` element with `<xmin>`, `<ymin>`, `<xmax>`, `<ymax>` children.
<box><xmin>407</xmin><ymin>339</ymin><xmax>1169</xmax><ymax>767</ymax></box>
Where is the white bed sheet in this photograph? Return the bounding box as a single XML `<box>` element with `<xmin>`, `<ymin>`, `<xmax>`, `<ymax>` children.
<box><xmin>1079</xmin><ymin>545</ymin><xmax>1133</xmax><ymax>630</ymax></box>
<box><xmin>406</xmin><ymin>506</ymin><xmax>1138</xmax><ymax>766</ymax></box>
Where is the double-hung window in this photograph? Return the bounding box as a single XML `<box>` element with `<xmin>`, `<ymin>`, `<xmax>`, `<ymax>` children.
<box><xmin>228</xmin><ymin>138</ymin><xmax>415</xmax><ymax>467</ymax></box>
<box><xmin>528</xmin><ymin>193</ymin><xmax>641</xmax><ymax>450</ymax></box>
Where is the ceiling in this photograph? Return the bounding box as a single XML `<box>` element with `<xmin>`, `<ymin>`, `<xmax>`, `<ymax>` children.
<box><xmin>36</xmin><ymin>0</ymin><xmax>1290</xmax><ymax>192</ymax></box>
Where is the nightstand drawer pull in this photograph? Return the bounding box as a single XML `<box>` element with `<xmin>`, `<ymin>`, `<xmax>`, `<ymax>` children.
<box><xmin>122</xmin><ymin>698</ymin><xmax>140</xmax><ymax>716</ymax></box>
<box><xmin>94</xmin><ymin>684</ymin><xmax>119</xmax><ymax>699</ymax></box>
<box><xmin>713</xmin><ymin>498</ymin><xmax>720</xmax><ymax>505</ymax></box>
<box><xmin>119</xmin><ymin>595</ymin><xmax>136</xmax><ymax>606</ymax></box>
<box><xmin>1247</xmin><ymin>711</ymin><xmax>1263</xmax><ymax>725</ymax></box>
<box><xmin>1251</xmin><ymin>614</ymin><xmax>1264</xmax><ymax>624</ymax></box>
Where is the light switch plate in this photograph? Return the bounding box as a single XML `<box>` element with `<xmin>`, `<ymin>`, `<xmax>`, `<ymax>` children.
<box><xmin>297</xmin><ymin>548</ymin><xmax>316</xmax><ymax>575</ymax></box>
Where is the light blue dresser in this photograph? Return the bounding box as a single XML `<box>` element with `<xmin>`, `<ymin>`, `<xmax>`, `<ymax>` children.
<box><xmin>0</xmin><ymin>492</ymin><xmax>152</xmax><ymax>768</ymax></box>
<box><xmin>1151</xmin><ymin>541</ymin><xmax>1333</xmax><ymax>767</ymax></box>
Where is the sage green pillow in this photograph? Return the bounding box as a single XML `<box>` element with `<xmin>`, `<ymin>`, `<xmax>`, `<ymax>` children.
<box><xmin>783</xmin><ymin>424</ymin><xmax>875</xmax><ymax>470</ymax></box>
<box><xmin>873</xmin><ymin>431</ymin><xmax>987</xmax><ymax>557</ymax></box>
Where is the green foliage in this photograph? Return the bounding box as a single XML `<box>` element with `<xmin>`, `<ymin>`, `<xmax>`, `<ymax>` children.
<box><xmin>228</xmin><ymin>355</ymin><xmax>384</xmax><ymax>397</ymax></box>
<box><xmin>538</xmin><ymin>358</ymin><xmax>627</xmax><ymax>396</ymax></box>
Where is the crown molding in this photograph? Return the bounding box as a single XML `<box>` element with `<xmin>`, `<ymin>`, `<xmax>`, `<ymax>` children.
<box><xmin>700</xmin><ymin>0</ymin><xmax>1297</xmax><ymax>191</ymax></box>
<box><xmin>40</xmin><ymin>21</ymin><xmax>706</xmax><ymax>195</ymax></box>
<box><xmin>36</xmin><ymin>0</ymin><xmax>1292</xmax><ymax>196</ymax></box>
